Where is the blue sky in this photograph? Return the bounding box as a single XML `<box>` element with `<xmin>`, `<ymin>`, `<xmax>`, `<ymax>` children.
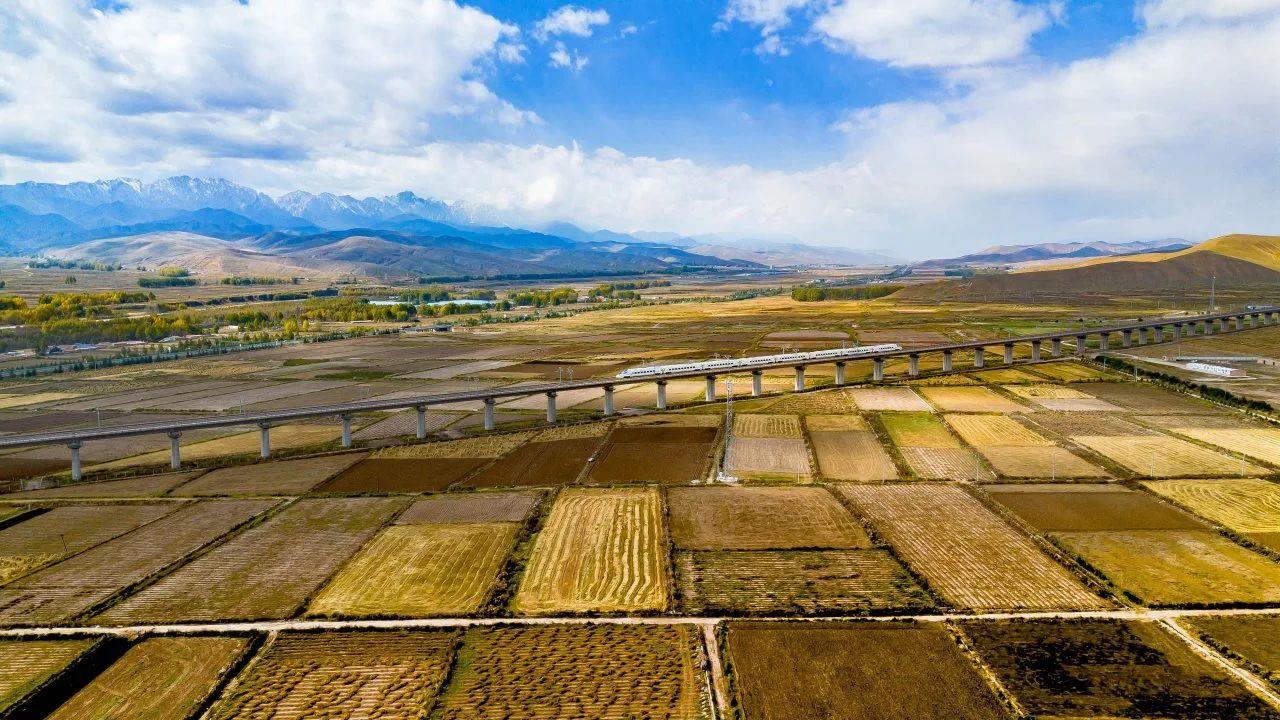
<box><xmin>1</xmin><ymin>1</ymin><xmax>1279</xmax><ymax>256</ymax></box>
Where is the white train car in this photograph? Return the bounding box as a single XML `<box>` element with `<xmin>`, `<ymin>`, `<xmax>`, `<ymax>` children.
<box><xmin>616</xmin><ymin>343</ymin><xmax>903</xmax><ymax>379</ymax></box>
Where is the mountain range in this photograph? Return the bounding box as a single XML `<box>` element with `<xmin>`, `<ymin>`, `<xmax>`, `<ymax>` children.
<box><xmin>917</xmin><ymin>239</ymin><xmax>1193</xmax><ymax>267</ymax></box>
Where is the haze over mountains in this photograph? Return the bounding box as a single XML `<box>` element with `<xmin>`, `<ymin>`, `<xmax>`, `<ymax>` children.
<box><xmin>919</xmin><ymin>239</ymin><xmax>1194</xmax><ymax>268</ymax></box>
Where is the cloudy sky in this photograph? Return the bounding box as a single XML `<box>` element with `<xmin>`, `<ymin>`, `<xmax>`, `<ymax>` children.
<box><xmin>1</xmin><ymin>0</ymin><xmax>1278</xmax><ymax>256</ymax></box>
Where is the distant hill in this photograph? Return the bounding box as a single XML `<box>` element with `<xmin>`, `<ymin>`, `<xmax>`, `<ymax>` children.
<box><xmin>898</xmin><ymin>234</ymin><xmax>1280</xmax><ymax>300</ymax></box>
<box><xmin>918</xmin><ymin>239</ymin><xmax>1192</xmax><ymax>267</ymax></box>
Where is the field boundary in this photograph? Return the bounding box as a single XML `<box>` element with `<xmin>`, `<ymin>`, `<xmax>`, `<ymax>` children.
<box><xmin>1159</xmin><ymin>617</ymin><xmax>1280</xmax><ymax>712</ymax></box>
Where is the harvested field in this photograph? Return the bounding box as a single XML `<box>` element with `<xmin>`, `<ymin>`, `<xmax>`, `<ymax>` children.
<box><xmin>977</xmin><ymin>446</ymin><xmax>1109</xmax><ymax>479</ymax></box>
<box><xmin>920</xmin><ymin>387</ymin><xmax>1025</xmax><ymax>413</ymax></box>
<box><xmin>733</xmin><ymin>413</ymin><xmax>803</xmax><ymax>438</ymax></box>
<box><xmin>985</xmin><ymin>484</ymin><xmax>1203</xmax><ymax>532</ymax></box>
<box><xmin>0</xmin><ymin>504</ymin><xmax>174</xmax><ymax>584</ymax></box>
<box><xmin>1054</xmin><ymin>530</ymin><xmax>1280</xmax><ymax>605</ymax></box>
<box><xmin>1172</xmin><ymin>427</ymin><xmax>1280</xmax><ymax>466</ymax></box>
<box><xmin>463</xmin><ymin>437</ymin><xmax>601</xmax><ymax>488</ymax></box>
<box><xmin>89</xmin><ymin>423</ymin><xmax>341</xmax><ymax>471</ymax></box>
<box><xmin>171</xmin><ymin>453</ymin><xmax>367</xmax><ymax>496</ymax></box>
<box><xmin>318</xmin><ymin>457</ymin><xmax>488</xmax><ymax>492</ymax></box>
<box><xmin>726</xmin><ymin>437</ymin><xmax>812</xmax><ymax>479</ymax></box>
<box><xmin>758</xmin><ymin>390</ymin><xmax>856</xmax><ymax>415</ymax></box>
<box><xmin>808</xmin><ymin>429</ymin><xmax>897</xmax><ymax>481</ymax></box>
<box><xmin>375</xmin><ymin>431</ymin><xmax>536</xmax><ymax>459</ymax></box>
<box><xmin>839</xmin><ymin>484</ymin><xmax>1104</xmax><ymax>610</ymax></box>
<box><xmin>47</xmin><ymin>636</ymin><xmax>248</xmax><ymax>720</ymax></box>
<box><xmin>395</xmin><ymin>490</ymin><xmax>541</xmax><ymax>524</ymax></box>
<box><xmin>677</xmin><ymin>550</ymin><xmax>931</xmax><ymax>614</ymax></box>
<box><xmin>98</xmin><ymin>497</ymin><xmax>404</xmax><ymax>622</ymax></box>
<box><xmin>351</xmin><ymin>409</ymin><xmax>459</xmax><ymax>440</ymax></box>
<box><xmin>433</xmin><ymin>624</ymin><xmax>708</xmax><ymax>719</ymax></box>
<box><xmin>0</xmin><ymin>499</ymin><xmax>274</xmax><ymax>624</ymax></box>
<box><xmin>900</xmin><ymin>447</ymin><xmax>992</xmax><ymax>480</ymax></box>
<box><xmin>846</xmin><ymin>387</ymin><xmax>932</xmax><ymax>412</ymax></box>
<box><xmin>804</xmin><ymin>413</ymin><xmax>869</xmax><ymax>431</ymax></box>
<box><xmin>1004</xmin><ymin>384</ymin><xmax>1093</xmax><ymax>400</ymax></box>
<box><xmin>0</xmin><ymin>392</ymin><xmax>81</xmax><ymax>409</ymax></box>
<box><xmin>881</xmin><ymin>412</ymin><xmax>959</xmax><ymax>448</ymax></box>
<box><xmin>1186</xmin><ymin>615</ymin><xmax>1280</xmax><ymax>686</ymax></box>
<box><xmin>1034</xmin><ymin>397</ymin><xmax>1125</xmax><ymax>411</ymax></box>
<box><xmin>1027</xmin><ymin>361</ymin><xmax>1117</xmax><ymax>381</ymax></box>
<box><xmin>1072</xmin><ymin>435</ymin><xmax>1267</xmax><ymax>477</ymax></box>
<box><xmin>1142</xmin><ymin>479</ymin><xmax>1280</xmax><ymax>537</ymax></box>
<box><xmin>962</xmin><ymin>619</ymin><xmax>1280</xmax><ymax>718</ymax></box>
<box><xmin>667</xmin><ymin>487</ymin><xmax>869</xmax><ymax>550</ymax></box>
<box><xmin>944</xmin><ymin>414</ymin><xmax>1051</xmax><ymax>447</ymax></box>
<box><xmin>209</xmin><ymin>630</ymin><xmax>455</xmax><ymax>719</ymax></box>
<box><xmin>9</xmin><ymin>470</ymin><xmax>202</xmax><ymax>498</ymax></box>
<box><xmin>727</xmin><ymin>622</ymin><xmax>1005</xmax><ymax>720</ymax></box>
<box><xmin>513</xmin><ymin>488</ymin><xmax>668</xmax><ymax>614</ymax></box>
<box><xmin>1078</xmin><ymin>382</ymin><xmax>1216</xmax><ymax>412</ymax></box>
<box><xmin>499</xmin><ymin>386</ymin><xmax>600</xmax><ymax>411</ymax></box>
<box><xmin>535</xmin><ymin>422</ymin><xmax>611</xmax><ymax>441</ymax></box>
<box><xmin>968</xmin><ymin>367</ymin><xmax>1043</xmax><ymax>383</ymax></box>
<box><xmin>0</xmin><ymin>638</ymin><xmax>98</xmax><ymax>713</ymax></box>
<box><xmin>309</xmin><ymin>523</ymin><xmax>517</xmax><ymax>617</ymax></box>
<box><xmin>618</xmin><ymin>413</ymin><xmax>722</xmax><ymax>427</ymax></box>
<box><xmin>1023</xmin><ymin>412</ymin><xmax>1159</xmax><ymax>437</ymax></box>
<box><xmin>0</xmin><ymin>458</ymin><xmax>66</xmax><ymax>482</ymax></box>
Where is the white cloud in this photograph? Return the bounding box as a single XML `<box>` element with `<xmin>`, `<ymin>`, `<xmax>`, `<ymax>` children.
<box><xmin>533</xmin><ymin>5</ymin><xmax>610</xmax><ymax>41</ymax></box>
<box><xmin>717</xmin><ymin>0</ymin><xmax>811</xmax><ymax>54</ymax></box>
<box><xmin>813</xmin><ymin>0</ymin><xmax>1059</xmax><ymax>68</ymax></box>
<box><xmin>1138</xmin><ymin>0</ymin><xmax>1280</xmax><ymax>25</ymax></box>
<box><xmin>548</xmin><ymin>41</ymin><xmax>589</xmax><ymax>71</ymax></box>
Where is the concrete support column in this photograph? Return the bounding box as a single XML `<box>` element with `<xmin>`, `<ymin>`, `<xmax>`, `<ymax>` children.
<box><xmin>705</xmin><ymin>376</ymin><xmax>717</xmax><ymax>402</ymax></box>
<box><xmin>1031</xmin><ymin>340</ymin><xmax>1042</xmax><ymax>361</ymax></box>
<box><xmin>603</xmin><ymin>386</ymin><xmax>615</xmax><ymax>416</ymax></box>
<box><xmin>751</xmin><ymin>371</ymin><xmax>763</xmax><ymax>397</ymax></box>
<box><xmin>656</xmin><ymin>381</ymin><xmax>668</xmax><ymax>410</ymax></box>
<box><xmin>259</xmin><ymin>423</ymin><xmax>271</xmax><ymax>459</ymax></box>
<box><xmin>1136</xmin><ymin>327</ymin><xmax>1146</xmax><ymax>345</ymax></box>
<box><xmin>416</xmin><ymin>406</ymin><xmax>428</xmax><ymax>439</ymax></box>
<box><xmin>1174</xmin><ymin>324</ymin><xmax>1182</xmax><ymax>341</ymax></box>
<box><xmin>1098</xmin><ymin>334</ymin><xmax>1109</xmax><ymax>352</ymax></box>
<box><xmin>545</xmin><ymin>392</ymin><xmax>558</xmax><ymax>423</ymax></box>
<box><xmin>873</xmin><ymin>358</ymin><xmax>885</xmax><ymax>381</ymax></box>
<box><xmin>973</xmin><ymin>347</ymin><xmax>985</xmax><ymax>368</ymax></box>
<box><xmin>340</xmin><ymin>414</ymin><xmax>352</xmax><ymax>448</ymax></box>
<box><xmin>1251</xmin><ymin>314</ymin><xmax>1259</xmax><ymax>328</ymax></box>
<box><xmin>69</xmin><ymin>442</ymin><xmax>82</xmax><ymax>481</ymax></box>
<box><xmin>1052</xmin><ymin>338</ymin><xmax>1062</xmax><ymax>357</ymax></box>
<box><xmin>1200</xmin><ymin>320</ymin><xmax>1209</xmax><ymax>335</ymax></box>
<box><xmin>794</xmin><ymin>365</ymin><xmax>806</xmax><ymax>391</ymax></box>
<box><xmin>942</xmin><ymin>350</ymin><xmax>953</xmax><ymax>372</ymax></box>
<box><xmin>483</xmin><ymin>398</ymin><xmax>496</xmax><ymax>431</ymax></box>
<box><xmin>1157</xmin><ymin>326</ymin><xmax>1166</xmax><ymax>342</ymax></box>
<box><xmin>1122</xmin><ymin>329</ymin><xmax>1132</xmax><ymax>347</ymax></box>
<box><xmin>908</xmin><ymin>355</ymin><xmax>920</xmax><ymax>377</ymax></box>
<box><xmin>834</xmin><ymin>362</ymin><xmax>846</xmax><ymax>386</ymax></box>
<box><xmin>168</xmin><ymin>431</ymin><xmax>181</xmax><ymax>470</ymax></box>
<box><xmin>1076</xmin><ymin>335</ymin><xmax>1088</xmax><ymax>355</ymax></box>
<box><xmin>1003</xmin><ymin>344</ymin><xmax>1014</xmax><ymax>364</ymax></box>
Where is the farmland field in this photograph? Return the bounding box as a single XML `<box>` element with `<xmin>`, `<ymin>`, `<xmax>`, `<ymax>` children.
<box><xmin>807</xmin><ymin>418</ymin><xmax>897</xmax><ymax>481</ymax></box>
<box><xmin>667</xmin><ymin>486</ymin><xmax>869</xmax><ymax>550</ymax></box>
<box><xmin>395</xmin><ymin>490</ymin><xmax>541</xmax><ymax>524</ymax></box>
<box><xmin>464</xmin><ymin>437</ymin><xmax>602</xmax><ymax>487</ymax></box>
<box><xmin>0</xmin><ymin>638</ymin><xmax>99</xmax><ymax>714</ymax></box>
<box><xmin>985</xmin><ymin>484</ymin><xmax>1204</xmax><ymax>532</ymax></box>
<box><xmin>375</xmin><ymin>431</ymin><xmax>536</xmax><ymax>459</ymax></box>
<box><xmin>759</xmin><ymin>390</ymin><xmax>857</xmax><ymax>414</ymax></box>
<box><xmin>676</xmin><ymin>550</ymin><xmax>931</xmax><ymax>614</ymax></box>
<box><xmin>976</xmin><ymin>446</ymin><xmax>1108</xmax><ymax>478</ymax></box>
<box><xmin>318</xmin><ymin>457</ymin><xmax>488</xmax><ymax>492</ymax></box>
<box><xmin>962</xmin><ymin>619</ymin><xmax>1279</xmax><ymax>718</ymax></box>
<box><xmin>47</xmin><ymin>636</ymin><xmax>248</xmax><ymax>720</ymax></box>
<box><xmin>89</xmin><ymin>423</ymin><xmax>341</xmax><ymax>471</ymax></box>
<box><xmin>1072</xmin><ymin>435</ymin><xmax>1267</xmax><ymax>477</ymax></box>
<box><xmin>1028</xmin><ymin>361</ymin><xmax>1117</xmax><ymax>382</ymax></box>
<box><xmin>587</xmin><ymin>422</ymin><xmax>717</xmax><ymax>484</ymax></box>
<box><xmin>944</xmin><ymin>414</ymin><xmax>1052</xmax><ymax>447</ymax></box>
<box><xmin>432</xmin><ymin>624</ymin><xmax>709</xmax><ymax>719</ymax></box>
<box><xmin>171</xmin><ymin>453</ymin><xmax>367</xmax><ymax>496</ymax></box>
<box><xmin>838</xmin><ymin>484</ymin><xmax>1104</xmax><ymax>610</ymax></box>
<box><xmin>98</xmin><ymin>496</ymin><xmax>404</xmax><ymax>622</ymax></box>
<box><xmin>1142</xmin><ymin>479</ymin><xmax>1280</xmax><ymax>539</ymax></box>
<box><xmin>10</xmin><ymin>470</ymin><xmax>202</xmax><ymax>498</ymax></box>
<box><xmin>725</xmin><ymin>437</ymin><xmax>812</xmax><ymax>479</ymax></box>
<box><xmin>0</xmin><ymin>499</ymin><xmax>274</xmax><ymax>624</ymax></box>
<box><xmin>727</xmin><ymin>622</ymin><xmax>1006</xmax><ymax>720</ymax></box>
<box><xmin>0</xmin><ymin>504</ymin><xmax>174</xmax><ymax>584</ymax></box>
<box><xmin>308</xmin><ymin>522</ymin><xmax>518</xmax><ymax>617</ymax></box>
<box><xmin>846</xmin><ymin>387</ymin><xmax>932</xmax><ymax>412</ymax></box>
<box><xmin>1171</xmin><ymin>427</ymin><xmax>1280</xmax><ymax>466</ymax></box>
<box><xmin>1186</xmin><ymin>615</ymin><xmax>1280</xmax><ymax>686</ymax></box>
<box><xmin>513</xmin><ymin>487</ymin><xmax>668</xmax><ymax>614</ymax></box>
<box><xmin>733</xmin><ymin>413</ymin><xmax>803</xmax><ymax>438</ymax></box>
<box><xmin>1078</xmin><ymin>382</ymin><xmax>1218</xmax><ymax>413</ymax></box>
<box><xmin>920</xmin><ymin>387</ymin><xmax>1025</xmax><ymax>413</ymax></box>
<box><xmin>900</xmin><ymin>446</ymin><xmax>991</xmax><ymax>480</ymax></box>
<box><xmin>1023</xmin><ymin>411</ymin><xmax>1160</xmax><ymax>437</ymax></box>
<box><xmin>209</xmin><ymin>630</ymin><xmax>456</xmax><ymax>719</ymax></box>
<box><xmin>880</xmin><ymin>412</ymin><xmax>959</xmax><ymax>448</ymax></box>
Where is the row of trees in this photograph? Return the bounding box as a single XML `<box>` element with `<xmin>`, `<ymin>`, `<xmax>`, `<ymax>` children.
<box><xmin>0</xmin><ymin>290</ymin><xmax>155</xmax><ymax>325</ymax></box>
<box><xmin>506</xmin><ymin>287</ymin><xmax>578</xmax><ymax>307</ymax></box>
<box><xmin>790</xmin><ymin>284</ymin><xmax>902</xmax><ymax>302</ymax></box>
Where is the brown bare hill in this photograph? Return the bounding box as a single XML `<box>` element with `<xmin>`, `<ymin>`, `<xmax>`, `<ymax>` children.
<box><xmin>900</xmin><ymin>234</ymin><xmax>1280</xmax><ymax>300</ymax></box>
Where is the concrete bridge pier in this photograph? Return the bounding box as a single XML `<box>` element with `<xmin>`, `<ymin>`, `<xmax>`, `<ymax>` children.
<box><xmin>834</xmin><ymin>362</ymin><xmax>846</xmax><ymax>386</ymax></box>
<box><xmin>908</xmin><ymin>355</ymin><xmax>920</xmax><ymax>377</ymax></box>
<box><xmin>751</xmin><ymin>370</ymin><xmax>763</xmax><ymax>397</ymax></box>
<box><xmin>1076</xmin><ymin>335</ymin><xmax>1088</xmax><ymax>355</ymax></box>
<box><xmin>973</xmin><ymin>347</ymin><xmax>985</xmax><ymax>368</ymax></box>
<box><xmin>68</xmin><ymin>442</ymin><xmax>82</xmax><ymax>481</ymax></box>
<box><xmin>341</xmin><ymin>414</ymin><xmax>353</xmax><ymax>448</ymax></box>
<box><xmin>1136</xmin><ymin>328</ymin><xmax>1146</xmax><ymax>345</ymax></box>
<box><xmin>259</xmin><ymin>423</ymin><xmax>271</xmax><ymax>459</ymax></box>
<box><xmin>1250</xmin><ymin>313</ymin><xmax>1259</xmax><ymax>328</ymax></box>
<box><xmin>168</xmin><ymin>431</ymin><xmax>181</xmax><ymax>469</ymax></box>
<box><xmin>873</xmin><ymin>358</ymin><xmax>885</xmax><ymax>381</ymax></box>
<box><xmin>1122</xmin><ymin>329</ymin><xmax>1132</xmax><ymax>347</ymax></box>
<box><xmin>1173</xmin><ymin>324</ymin><xmax>1182</xmax><ymax>341</ymax></box>
<box><xmin>603</xmin><ymin>386</ymin><xmax>615</xmax><ymax>416</ymax></box>
<box><xmin>546</xmin><ymin>392</ymin><xmax>558</xmax><ymax>423</ymax></box>
<box><xmin>1030</xmin><ymin>340</ymin><xmax>1042</xmax><ymax>361</ymax></box>
<box><xmin>795</xmin><ymin>365</ymin><xmax>806</xmax><ymax>391</ymax></box>
<box><xmin>705</xmin><ymin>376</ymin><xmax>717</xmax><ymax>402</ymax></box>
<box><xmin>1003</xmin><ymin>344</ymin><xmax>1014</xmax><ymax>364</ymax></box>
<box><xmin>942</xmin><ymin>350</ymin><xmax>953</xmax><ymax>372</ymax></box>
<box><xmin>1151</xmin><ymin>326</ymin><xmax>1163</xmax><ymax>343</ymax></box>
<box><xmin>655</xmin><ymin>381</ymin><xmax>668</xmax><ymax>410</ymax></box>
<box><xmin>1051</xmin><ymin>338</ymin><xmax>1062</xmax><ymax>357</ymax></box>
<box><xmin>1097</xmin><ymin>334</ymin><xmax>1109</xmax><ymax>352</ymax></box>
<box><xmin>416</xmin><ymin>406</ymin><xmax>428</xmax><ymax>439</ymax></box>
<box><xmin>483</xmin><ymin>398</ymin><xmax>496</xmax><ymax>430</ymax></box>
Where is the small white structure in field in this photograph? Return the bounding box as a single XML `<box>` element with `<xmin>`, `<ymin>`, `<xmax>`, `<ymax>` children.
<box><xmin>1185</xmin><ymin>362</ymin><xmax>1246</xmax><ymax>378</ymax></box>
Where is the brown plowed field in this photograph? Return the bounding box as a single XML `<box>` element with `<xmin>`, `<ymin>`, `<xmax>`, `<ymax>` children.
<box><xmin>0</xmin><ymin>504</ymin><xmax>175</xmax><ymax>584</ymax></box>
<box><xmin>395</xmin><ymin>490</ymin><xmax>541</xmax><ymax>524</ymax></box>
<box><xmin>514</xmin><ymin>487</ymin><xmax>668</xmax><ymax>614</ymax></box>
<box><xmin>587</xmin><ymin>435</ymin><xmax>716</xmax><ymax>485</ymax></box>
<box><xmin>318</xmin><ymin>457</ymin><xmax>489</xmax><ymax>492</ymax></box>
<box><xmin>667</xmin><ymin>486</ymin><xmax>869</xmax><ymax>550</ymax></box>
<box><xmin>98</xmin><ymin>497</ymin><xmax>404</xmax><ymax>622</ymax></box>
<box><xmin>985</xmin><ymin>484</ymin><xmax>1203</xmax><ymax>532</ymax></box>
<box><xmin>0</xmin><ymin>499</ymin><xmax>274</xmax><ymax>624</ymax></box>
<box><xmin>728</xmin><ymin>622</ymin><xmax>1006</xmax><ymax>720</ymax></box>
<box><xmin>809</xmin><ymin>430</ymin><xmax>897</xmax><ymax>481</ymax></box>
<box><xmin>677</xmin><ymin>550</ymin><xmax>931</xmax><ymax>614</ymax></box>
<box><xmin>209</xmin><ymin>630</ymin><xmax>456</xmax><ymax>719</ymax></box>
<box><xmin>463</xmin><ymin>437</ymin><xmax>602</xmax><ymax>487</ymax></box>
<box><xmin>1077</xmin><ymin>382</ymin><xmax>1217</xmax><ymax>412</ymax></box>
<box><xmin>838</xmin><ymin>484</ymin><xmax>1105</xmax><ymax>610</ymax></box>
<box><xmin>1072</xmin><ymin>435</ymin><xmax>1267</xmax><ymax>477</ymax></box>
<box><xmin>1186</xmin><ymin>615</ymin><xmax>1280</xmax><ymax>687</ymax></box>
<box><xmin>609</xmin><ymin>425</ymin><xmax>718</xmax><ymax>443</ymax></box>
<box><xmin>171</xmin><ymin>454</ymin><xmax>367</xmax><ymax>496</ymax></box>
<box><xmin>432</xmin><ymin>624</ymin><xmax>709</xmax><ymax>719</ymax></box>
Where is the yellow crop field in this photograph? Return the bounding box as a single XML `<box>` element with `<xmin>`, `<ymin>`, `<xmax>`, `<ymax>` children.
<box><xmin>978</xmin><ymin>446</ymin><xmax>1109</xmax><ymax>479</ymax></box>
<box><xmin>1029</xmin><ymin>362</ymin><xmax>1117</xmax><ymax>382</ymax></box>
<box><xmin>0</xmin><ymin>392</ymin><xmax>81</xmax><ymax>409</ymax></box>
<box><xmin>376</xmin><ymin>430</ymin><xmax>536</xmax><ymax>459</ymax></box>
<box><xmin>969</xmin><ymin>368</ymin><xmax>1042</xmax><ymax>383</ymax></box>
<box><xmin>846</xmin><ymin>388</ymin><xmax>933</xmax><ymax>412</ymax></box>
<box><xmin>1142</xmin><ymin>479</ymin><xmax>1280</xmax><ymax>534</ymax></box>
<box><xmin>920</xmin><ymin>387</ymin><xmax>1026</xmax><ymax>413</ymax></box>
<box><xmin>733</xmin><ymin>413</ymin><xmax>803</xmax><ymax>438</ymax></box>
<box><xmin>514</xmin><ymin>488</ymin><xmax>668</xmax><ymax>614</ymax></box>
<box><xmin>944</xmin><ymin>414</ymin><xmax>1052</xmax><ymax>447</ymax></box>
<box><xmin>1172</xmin><ymin>427</ymin><xmax>1280</xmax><ymax>467</ymax></box>
<box><xmin>1072</xmin><ymin>435</ymin><xmax>1268</xmax><ymax>477</ymax></box>
<box><xmin>809</xmin><ymin>430</ymin><xmax>897</xmax><ymax>481</ymax></box>
<box><xmin>535</xmin><ymin>422</ymin><xmax>611</xmax><ymax>441</ymax></box>
<box><xmin>309</xmin><ymin>523</ymin><xmax>518</xmax><ymax>617</ymax></box>
<box><xmin>1005</xmin><ymin>385</ymin><xmax>1093</xmax><ymax>400</ymax></box>
<box><xmin>804</xmin><ymin>414</ymin><xmax>870</xmax><ymax>431</ymax></box>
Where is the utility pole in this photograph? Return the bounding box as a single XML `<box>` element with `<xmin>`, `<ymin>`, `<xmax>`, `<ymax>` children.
<box><xmin>1210</xmin><ymin>275</ymin><xmax>1216</xmax><ymax>315</ymax></box>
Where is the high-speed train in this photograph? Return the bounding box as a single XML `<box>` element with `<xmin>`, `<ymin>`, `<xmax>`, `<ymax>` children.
<box><xmin>615</xmin><ymin>343</ymin><xmax>903</xmax><ymax>379</ymax></box>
